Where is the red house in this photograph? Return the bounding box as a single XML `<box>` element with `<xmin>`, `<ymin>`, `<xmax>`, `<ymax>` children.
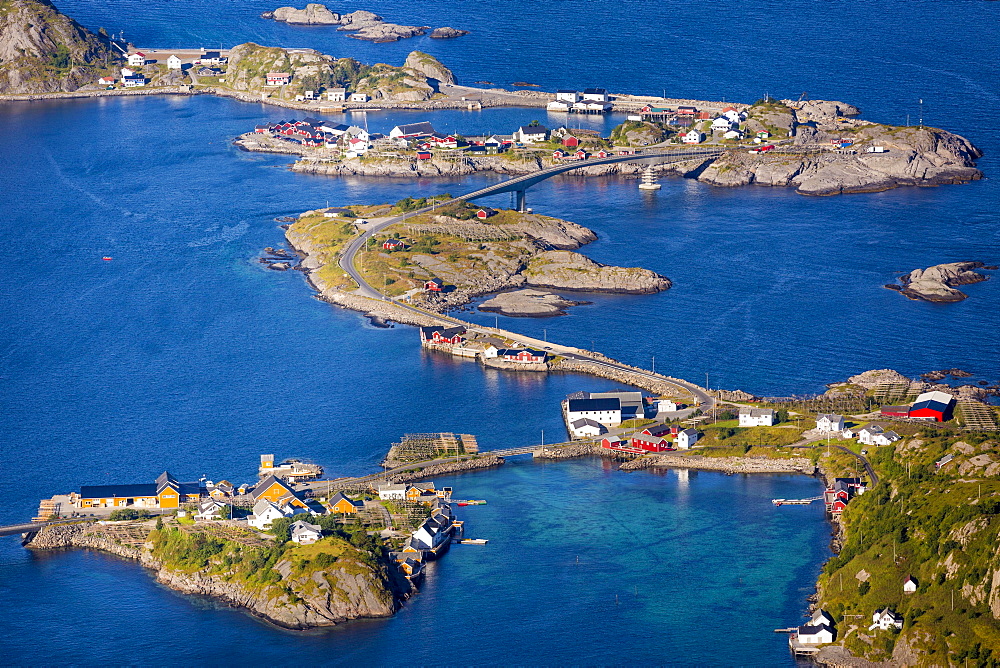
<box><xmin>383</xmin><ymin>239</ymin><xmax>405</xmax><ymax>250</ymax></box>
<box><xmin>499</xmin><ymin>349</ymin><xmax>547</xmax><ymax>364</ymax></box>
<box><xmin>630</xmin><ymin>434</ymin><xmax>673</xmax><ymax>452</ymax></box>
<box><xmin>830</xmin><ymin>499</ymin><xmax>848</xmax><ymax>514</ymax></box>
<box><xmin>416</xmin><ymin>151</ymin><xmax>432</xmax><ymax>160</ymax></box>
<box><xmin>640</xmin><ymin>423</ymin><xmax>673</xmax><ymax>437</ymax></box>
<box><xmin>476</xmin><ymin>208</ymin><xmax>495</xmax><ymax>219</ymax></box>
<box><xmin>601</xmin><ymin>438</ymin><xmax>643</xmax><ymax>454</ymax></box>
<box><xmin>909</xmin><ymin>401</ymin><xmax>950</xmax><ymax>421</ymax></box>
<box><xmin>676</xmin><ymin>106</ymin><xmax>697</xmax><ymax>115</ymax></box>
<box><xmin>574</xmin><ymin>149</ymin><xmax>588</xmax><ymax>160</ymax></box>
<box><xmin>552</xmin><ymin>149</ymin><xmax>567</xmax><ymax>159</ymax></box>
<box><xmin>562</xmin><ymin>135</ymin><xmax>580</xmax><ymax>148</ymax></box>
<box><xmin>880</xmin><ymin>405</ymin><xmax>911</xmax><ymax>418</ymax></box>
<box><xmin>594</xmin><ymin>150</ymin><xmax>610</xmax><ymax>158</ymax></box>
<box><xmin>419</xmin><ymin>326</ymin><xmax>465</xmax><ymax>345</ymax></box>
<box><xmin>424</xmin><ymin>278</ymin><xmax>444</xmax><ymax>292</ymax></box>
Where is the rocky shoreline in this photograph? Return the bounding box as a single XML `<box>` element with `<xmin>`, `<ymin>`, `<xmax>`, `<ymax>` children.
<box><xmin>619</xmin><ymin>454</ymin><xmax>817</xmax><ymax>475</ymax></box>
<box><xmin>389</xmin><ymin>455</ymin><xmax>506</xmax><ymax>482</ymax></box>
<box><xmin>25</xmin><ymin>521</ymin><xmax>406</xmax><ymax>630</ymax></box>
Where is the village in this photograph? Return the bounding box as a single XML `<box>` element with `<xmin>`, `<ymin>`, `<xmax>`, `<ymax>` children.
<box><xmin>33</xmin><ymin>453</ymin><xmax>492</xmax><ymax>586</ymax></box>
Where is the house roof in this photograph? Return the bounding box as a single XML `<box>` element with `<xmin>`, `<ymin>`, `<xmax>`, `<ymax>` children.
<box><xmin>251</xmin><ymin>474</ymin><xmax>295</xmax><ymax>500</ymax></box>
<box><xmin>79</xmin><ymin>483</ymin><xmax>158</xmax><ymax>499</ymax></box>
<box><xmin>798</xmin><ymin>624</ymin><xmax>832</xmax><ymax>635</ymax></box>
<box><xmin>678</xmin><ymin>428</ymin><xmax>698</xmax><ymax>437</ymax></box>
<box><xmin>642</xmin><ymin>423</ymin><xmax>672</xmax><ymax>436</ymax></box>
<box><xmin>566</xmin><ymin>391</ymin><xmax>589</xmax><ymax>401</ymax></box>
<box><xmin>568</xmin><ymin>398</ymin><xmax>620</xmax><ymax>413</ymax></box>
<box><xmin>881</xmin><ymin>405</ymin><xmax>911</xmax><ymax>413</ymax></box>
<box><xmin>330</xmin><ymin>492</ymin><xmax>363</xmax><ymax>508</ymax></box>
<box><xmin>378</xmin><ymin>483</ymin><xmax>408</xmax><ymax>493</ymax></box>
<box><xmin>518</xmin><ymin>125</ymin><xmax>548</xmax><ymax>135</ymax></box>
<box><xmin>910</xmin><ymin>399</ymin><xmax>950</xmax><ymax>413</ymax></box>
<box><xmin>915</xmin><ymin>390</ymin><xmax>954</xmax><ymax>405</ymax></box>
<box><xmin>393</xmin><ymin>121</ymin><xmax>437</xmax><ymax>136</ymax></box>
<box><xmin>290</xmin><ymin>520</ymin><xmax>322</xmax><ymax>535</ymax></box>
<box><xmin>859</xmin><ymin>424</ymin><xmax>884</xmax><ymax>434</ymax></box>
<box><xmin>556</xmin><ymin>89</ymin><xmax>579</xmax><ymax>94</ymax></box>
<box><xmin>582</xmin><ymin>88</ymin><xmax>607</xmax><ymax>94</ymax></box>
<box><xmin>571</xmin><ymin>418</ymin><xmax>604</xmax><ymax>429</ymax></box>
<box><xmin>817</xmin><ymin>413</ymin><xmax>844</xmax><ymax>421</ymax></box>
<box><xmin>739</xmin><ymin>407</ymin><xmax>775</xmax><ymax>417</ymax></box>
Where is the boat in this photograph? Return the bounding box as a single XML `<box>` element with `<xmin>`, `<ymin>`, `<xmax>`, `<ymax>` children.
<box><xmin>102</xmin><ymin>256</ymin><xmax>113</xmax><ymax>261</ymax></box>
<box><xmin>638</xmin><ymin>166</ymin><xmax>661</xmax><ymax>190</ymax></box>
<box><xmin>458</xmin><ymin>538</ymin><xmax>489</xmax><ymax>545</ymax></box>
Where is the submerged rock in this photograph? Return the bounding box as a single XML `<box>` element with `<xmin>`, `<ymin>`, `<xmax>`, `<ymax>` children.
<box><xmin>429</xmin><ymin>27</ymin><xmax>469</xmax><ymax>39</ymax></box>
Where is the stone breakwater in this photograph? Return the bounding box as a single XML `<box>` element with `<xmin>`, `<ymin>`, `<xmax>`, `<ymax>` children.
<box><xmin>483</xmin><ymin>357</ymin><xmax>550</xmax><ymax>372</ymax></box>
<box><xmin>553</xmin><ymin>358</ymin><xmax>700</xmax><ymax>401</ymax></box>
<box><xmin>26</xmin><ymin>521</ymin><xmax>404</xmax><ymax>630</ymax></box>
<box><xmin>389</xmin><ymin>455</ymin><xmax>506</xmax><ymax>482</ymax></box>
<box><xmin>534</xmin><ymin>442</ymin><xmax>604</xmax><ymax>459</ymax></box>
<box><xmin>620</xmin><ymin>454</ymin><xmax>817</xmax><ymax>475</ymax></box>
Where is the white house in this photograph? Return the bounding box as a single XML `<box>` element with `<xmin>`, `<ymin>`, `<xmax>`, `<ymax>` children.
<box><xmin>546</xmin><ymin>100</ymin><xmax>571</xmax><ymax>112</ymax></box>
<box><xmin>566</xmin><ymin>397</ymin><xmax>621</xmax><ymax>427</ymax></box>
<box><xmin>582</xmin><ymin>87</ymin><xmax>609</xmax><ymax>102</ymax></box>
<box><xmin>555</xmin><ymin>89</ymin><xmax>581</xmax><ymax>103</ymax></box>
<box><xmin>841</xmin><ymin>427</ymin><xmax>857</xmax><ymax>439</ymax></box>
<box><xmin>655</xmin><ymin>399</ymin><xmax>677</xmax><ymax>413</ymax></box>
<box><xmin>739</xmin><ymin>407</ymin><xmax>776</xmax><ymax>427</ymax></box>
<box><xmin>681</xmin><ymin>130</ymin><xmax>704</xmax><ymax>144</ymax></box>
<box><xmin>127</xmin><ymin>52</ymin><xmax>146</xmax><ymax>68</ymax></box>
<box><xmin>722</xmin><ymin>110</ymin><xmax>742</xmax><ymax>124</ymax></box>
<box><xmin>98</xmin><ymin>76</ymin><xmax>116</xmax><ymax>85</ymax></box>
<box><xmin>903</xmin><ymin>576</ymin><xmax>918</xmax><ymax>593</ymax></box>
<box><xmin>517</xmin><ymin>125</ymin><xmax>549</xmax><ymax>144</ymax></box>
<box><xmin>378</xmin><ymin>483</ymin><xmax>409</xmax><ymax>500</ymax></box>
<box><xmin>796</xmin><ymin>624</ymin><xmax>835</xmax><ymax>645</ymax></box>
<box><xmin>723</xmin><ymin>129</ymin><xmax>744</xmax><ymax>140</ymax></box>
<box><xmin>248</xmin><ymin>498</ymin><xmax>292</xmax><ymax>530</ymax></box>
<box><xmin>869</xmin><ymin>608</ymin><xmax>904</xmax><ymax>631</ymax></box>
<box><xmin>350</xmin><ymin>92</ymin><xmax>369</xmax><ymax>102</ymax></box>
<box><xmin>122</xmin><ymin>75</ymin><xmax>147</xmax><ymax>88</ymax></box>
<box><xmin>711</xmin><ymin>117</ymin><xmax>734</xmax><ymax>132</ymax></box>
<box><xmin>327</xmin><ymin>87</ymin><xmax>346</xmax><ymax>101</ymax></box>
<box><xmin>345</xmin><ymin>126</ymin><xmax>371</xmax><ymax>141</ymax></box>
<box><xmin>120</xmin><ymin>67</ymin><xmax>135</xmax><ymax>78</ymax></box>
<box><xmin>816</xmin><ymin>414</ymin><xmax>845</xmax><ymax>433</ymax></box>
<box><xmin>676</xmin><ymin>428</ymin><xmax>699</xmax><ymax>450</ymax></box>
<box><xmin>194</xmin><ymin>498</ymin><xmax>227</xmax><ymax>521</ymax></box>
<box><xmin>857</xmin><ymin>424</ymin><xmax>885</xmax><ymax>445</ymax></box>
<box><xmin>570</xmin><ymin>418</ymin><xmax>607</xmax><ymax>438</ymax></box>
<box><xmin>412</xmin><ymin>513</ymin><xmax>452</xmax><ymax>550</ymax></box>
<box><xmin>810</xmin><ymin>609</ymin><xmax>835</xmax><ymax>628</ymax></box>
<box><xmin>290</xmin><ymin>520</ymin><xmax>323</xmax><ymax>545</ymax></box>
<box><xmin>873</xmin><ymin>430</ymin><xmax>901</xmax><ymax>446</ymax></box>
<box><xmin>166</xmin><ymin>55</ymin><xmax>182</xmax><ymax>70</ymax></box>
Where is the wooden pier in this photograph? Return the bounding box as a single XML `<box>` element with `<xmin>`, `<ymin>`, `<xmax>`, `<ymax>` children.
<box><xmin>771</xmin><ymin>496</ymin><xmax>823</xmax><ymax>506</ymax></box>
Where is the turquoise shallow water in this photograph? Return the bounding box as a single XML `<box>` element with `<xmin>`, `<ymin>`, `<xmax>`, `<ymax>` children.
<box><xmin>0</xmin><ymin>0</ymin><xmax>998</xmax><ymax>664</ymax></box>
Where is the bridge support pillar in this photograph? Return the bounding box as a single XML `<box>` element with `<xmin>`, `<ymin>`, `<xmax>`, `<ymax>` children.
<box><xmin>515</xmin><ymin>189</ymin><xmax>526</xmax><ymax>212</ymax></box>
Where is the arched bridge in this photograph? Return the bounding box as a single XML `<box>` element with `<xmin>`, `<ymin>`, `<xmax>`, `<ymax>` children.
<box><xmin>340</xmin><ymin>146</ymin><xmax>728</xmax><ymax>296</ymax></box>
<box><xmin>457</xmin><ymin>147</ymin><xmax>726</xmax><ymax>211</ymax></box>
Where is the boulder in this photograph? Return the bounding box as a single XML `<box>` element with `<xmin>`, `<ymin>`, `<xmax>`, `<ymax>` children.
<box><xmin>429</xmin><ymin>27</ymin><xmax>469</xmax><ymax>39</ymax></box>
<box><xmin>265</xmin><ymin>3</ymin><xmax>341</xmax><ymax>24</ymax></box>
<box><xmin>892</xmin><ymin>261</ymin><xmax>992</xmax><ymax>303</ymax></box>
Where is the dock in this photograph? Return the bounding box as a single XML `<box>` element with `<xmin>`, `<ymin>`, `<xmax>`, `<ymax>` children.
<box><xmin>772</xmin><ymin>496</ymin><xmax>823</xmax><ymax>506</ymax></box>
<box><xmin>456</xmin><ymin>538</ymin><xmax>488</xmax><ymax>545</ymax></box>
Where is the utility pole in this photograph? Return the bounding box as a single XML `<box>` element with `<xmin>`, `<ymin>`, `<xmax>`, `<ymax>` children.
<box><xmin>919</xmin><ymin>98</ymin><xmax>924</xmax><ymax>128</ymax></box>
<box><xmin>652</xmin><ymin>355</ymin><xmax>655</xmax><ymax>374</ymax></box>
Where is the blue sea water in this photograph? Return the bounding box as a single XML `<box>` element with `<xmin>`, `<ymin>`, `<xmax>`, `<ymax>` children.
<box><xmin>1</xmin><ymin>0</ymin><xmax>998</xmax><ymax>664</ymax></box>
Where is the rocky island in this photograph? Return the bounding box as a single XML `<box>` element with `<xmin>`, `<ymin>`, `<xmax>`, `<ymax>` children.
<box><xmin>26</xmin><ymin>518</ymin><xmax>408</xmax><ymax>630</ymax></box>
<box><xmin>884</xmin><ymin>261</ymin><xmax>994</xmax><ymax>303</ymax></box>
<box><xmin>261</xmin><ymin>4</ymin><xmax>464</xmax><ymax>43</ymax></box>
<box><xmin>283</xmin><ymin>199</ymin><xmax>670</xmax><ymax>318</ymax></box>
<box><xmin>479</xmin><ymin>289</ymin><xmax>589</xmax><ymax>317</ymax></box>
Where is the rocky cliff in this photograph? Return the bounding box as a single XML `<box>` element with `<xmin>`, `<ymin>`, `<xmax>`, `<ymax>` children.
<box><xmin>0</xmin><ymin>0</ymin><xmax>115</xmax><ymax>93</ymax></box>
<box><xmin>26</xmin><ymin>520</ymin><xmax>407</xmax><ymax>630</ymax></box>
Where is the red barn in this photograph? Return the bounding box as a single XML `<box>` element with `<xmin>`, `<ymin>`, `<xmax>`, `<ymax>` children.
<box><xmin>424</xmin><ymin>278</ymin><xmax>444</xmax><ymax>292</ymax></box>
<box><xmin>419</xmin><ymin>326</ymin><xmax>465</xmax><ymax>345</ymax></box>
<box><xmin>476</xmin><ymin>208</ymin><xmax>495</xmax><ymax>219</ymax></box>
<box><xmin>830</xmin><ymin>499</ymin><xmax>848</xmax><ymax>514</ymax></box>
<box><xmin>562</xmin><ymin>135</ymin><xmax>579</xmax><ymax>148</ymax></box>
<box><xmin>416</xmin><ymin>151</ymin><xmax>432</xmax><ymax>160</ymax></box>
<box><xmin>880</xmin><ymin>405</ymin><xmax>911</xmax><ymax>418</ymax></box>
<box><xmin>631</xmin><ymin>434</ymin><xmax>672</xmax><ymax>452</ymax></box>
<box><xmin>383</xmin><ymin>239</ymin><xmax>404</xmax><ymax>250</ymax></box>
<box><xmin>909</xmin><ymin>400</ymin><xmax>951</xmax><ymax>422</ymax></box>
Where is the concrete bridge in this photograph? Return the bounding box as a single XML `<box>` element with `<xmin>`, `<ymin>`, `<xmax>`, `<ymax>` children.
<box><xmin>0</xmin><ymin>518</ymin><xmax>89</xmax><ymax>539</ymax></box>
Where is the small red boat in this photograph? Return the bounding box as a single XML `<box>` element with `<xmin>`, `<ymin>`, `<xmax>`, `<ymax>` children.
<box><xmin>102</xmin><ymin>256</ymin><xmax>113</xmax><ymax>261</ymax></box>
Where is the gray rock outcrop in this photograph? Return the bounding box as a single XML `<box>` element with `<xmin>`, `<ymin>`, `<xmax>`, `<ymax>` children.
<box><xmin>263</xmin><ymin>3</ymin><xmax>341</xmax><ymax>24</ymax></box>
<box><xmin>887</xmin><ymin>261</ymin><xmax>993</xmax><ymax>303</ymax></box>
<box><xmin>523</xmin><ymin>250</ymin><xmax>671</xmax><ymax>294</ymax></box>
<box><xmin>430</xmin><ymin>27</ymin><xmax>469</xmax><ymax>39</ymax></box>
<box><xmin>0</xmin><ymin>0</ymin><xmax>117</xmax><ymax>94</ymax></box>
<box><xmin>403</xmin><ymin>51</ymin><xmax>456</xmax><ymax>85</ymax></box>
<box><xmin>479</xmin><ymin>289</ymin><xmax>588</xmax><ymax>317</ymax></box>
<box><xmin>262</xmin><ymin>5</ymin><xmax>435</xmax><ymax>42</ymax></box>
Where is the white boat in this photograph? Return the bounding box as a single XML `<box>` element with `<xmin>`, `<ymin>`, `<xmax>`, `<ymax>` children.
<box><xmin>638</xmin><ymin>166</ymin><xmax>661</xmax><ymax>190</ymax></box>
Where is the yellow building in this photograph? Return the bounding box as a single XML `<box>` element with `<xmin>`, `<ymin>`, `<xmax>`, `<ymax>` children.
<box><xmin>330</xmin><ymin>492</ymin><xmax>364</xmax><ymax>514</ymax></box>
<box><xmin>251</xmin><ymin>475</ymin><xmax>309</xmax><ymax>511</ymax></box>
<box><xmin>75</xmin><ymin>471</ymin><xmax>204</xmax><ymax>509</ymax></box>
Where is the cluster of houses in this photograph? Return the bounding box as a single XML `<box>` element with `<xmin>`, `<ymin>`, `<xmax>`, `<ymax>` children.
<box><xmin>823</xmin><ymin>476</ymin><xmax>866</xmax><ymax>515</ymax></box>
<box><xmin>378</xmin><ymin>482</ymin><xmax>458</xmax><ymax>581</ymax></box>
<box><xmin>791</xmin><ymin>601</ymin><xmax>910</xmax><ymax>653</ymax></box>
<box><xmin>880</xmin><ymin>390</ymin><xmax>955</xmax><ymax>422</ymax></box>
<box><xmin>418</xmin><ymin>326</ymin><xmax>549</xmax><ymax>366</ymax></box>
<box><xmin>814</xmin><ymin>412</ymin><xmax>903</xmax><ymax>446</ymax></box>
<box><xmin>253</xmin><ymin>117</ymin><xmax>374</xmax><ymax>154</ymax></box>
<box><xmin>546</xmin><ymin>88</ymin><xmax>613</xmax><ymax>114</ymax></box>
<box><xmin>600</xmin><ymin>422</ymin><xmax>700</xmax><ymax>454</ymax></box>
<box><xmin>561</xmin><ymin>390</ymin><xmax>696</xmax><ymax>452</ymax></box>
<box><xmin>260</xmin><ymin>74</ymin><xmax>370</xmax><ymax>103</ymax></box>
<box><xmin>98</xmin><ymin>50</ymin><xmax>228</xmax><ymax>88</ymax></box>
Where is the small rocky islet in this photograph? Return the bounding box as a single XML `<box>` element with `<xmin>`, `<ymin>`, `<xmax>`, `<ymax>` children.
<box><xmin>261</xmin><ymin>4</ymin><xmax>468</xmax><ymax>43</ymax></box>
<box><xmin>883</xmin><ymin>261</ymin><xmax>994</xmax><ymax>303</ymax></box>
